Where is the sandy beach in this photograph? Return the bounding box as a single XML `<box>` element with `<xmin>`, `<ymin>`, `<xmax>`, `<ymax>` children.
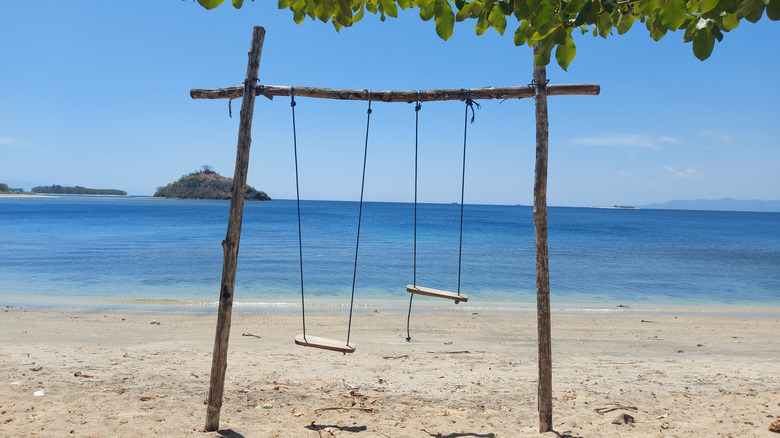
<box><xmin>1</xmin><ymin>306</ymin><xmax>778</xmax><ymax>437</ymax></box>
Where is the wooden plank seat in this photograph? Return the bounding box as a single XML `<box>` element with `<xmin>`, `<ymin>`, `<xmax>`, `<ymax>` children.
<box><xmin>406</xmin><ymin>285</ymin><xmax>468</xmax><ymax>303</ymax></box>
<box><xmin>295</xmin><ymin>334</ymin><xmax>356</xmax><ymax>353</ymax></box>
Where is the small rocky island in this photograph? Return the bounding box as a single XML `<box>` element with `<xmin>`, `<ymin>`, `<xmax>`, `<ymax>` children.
<box><xmin>154</xmin><ymin>166</ymin><xmax>271</xmax><ymax>201</ymax></box>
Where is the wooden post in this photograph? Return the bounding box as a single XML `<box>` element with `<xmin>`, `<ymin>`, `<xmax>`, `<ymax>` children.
<box><xmin>532</xmin><ymin>45</ymin><xmax>553</xmax><ymax>433</ymax></box>
<box><xmin>204</xmin><ymin>26</ymin><xmax>266</xmax><ymax>432</ymax></box>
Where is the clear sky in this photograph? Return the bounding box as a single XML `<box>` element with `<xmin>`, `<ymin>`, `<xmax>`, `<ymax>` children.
<box><xmin>1</xmin><ymin>1</ymin><xmax>778</xmax><ymax>206</ymax></box>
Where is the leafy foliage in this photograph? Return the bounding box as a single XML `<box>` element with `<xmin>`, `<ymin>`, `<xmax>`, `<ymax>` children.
<box><xmin>0</xmin><ymin>183</ymin><xmax>9</xmax><ymax>192</ymax></box>
<box><xmin>31</xmin><ymin>185</ymin><xmax>127</xmax><ymax>196</ymax></box>
<box><xmin>154</xmin><ymin>168</ymin><xmax>272</xmax><ymax>201</ymax></box>
<box><xmin>192</xmin><ymin>0</ymin><xmax>777</xmax><ymax>70</ymax></box>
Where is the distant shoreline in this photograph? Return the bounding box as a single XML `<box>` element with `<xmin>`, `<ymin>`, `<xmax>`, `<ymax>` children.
<box><xmin>0</xmin><ymin>193</ymin><xmax>39</xmax><ymax>198</ymax></box>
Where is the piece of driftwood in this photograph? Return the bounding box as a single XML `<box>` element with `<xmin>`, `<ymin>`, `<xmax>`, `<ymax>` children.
<box><xmin>191</xmin><ymin>84</ymin><xmax>600</xmax><ymax>102</ymax></box>
<box><xmin>204</xmin><ymin>26</ymin><xmax>266</xmax><ymax>433</ymax></box>
<box><xmin>532</xmin><ymin>45</ymin><xmax>553</xmax><ymax>434</ymax></box>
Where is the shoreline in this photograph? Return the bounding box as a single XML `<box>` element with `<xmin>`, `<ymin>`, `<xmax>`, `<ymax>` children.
<box><xmin>2</xmin><ymin>307</ymin><xmax>778</xmax><ymax>436</ymax></box>
<box><xmin>4</xmin><ymin>294</ymin><xmax>780</xmax><ymax>318</ymax></box>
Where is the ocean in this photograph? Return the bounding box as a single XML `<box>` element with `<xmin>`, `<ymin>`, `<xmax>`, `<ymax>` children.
<box><xmin>1</xmin><ymin>196</ymin><xmax>778</xmax><ymax>313</ymax></box>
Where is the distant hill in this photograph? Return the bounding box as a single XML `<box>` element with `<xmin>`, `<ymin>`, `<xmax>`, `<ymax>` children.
<box><xmin>154</xmin><ymin>168</ymin><xmax>271</xmax><ymax>201</ymax></box>
<box><xmin>642</xmin><ymin>198</ymin><xmax>780</xmax><ymax>213</ymax></box>
<box><xmin>31</xmin><ymin>185</ymin><xmax>127</xmax><ymax>196</ymax></box>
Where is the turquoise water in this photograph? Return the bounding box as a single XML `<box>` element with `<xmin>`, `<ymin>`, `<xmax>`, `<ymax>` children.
<box><xmin>1</xmin><ymin>196</ymin><xmax>778</xmax><ymax>312</ymax></box>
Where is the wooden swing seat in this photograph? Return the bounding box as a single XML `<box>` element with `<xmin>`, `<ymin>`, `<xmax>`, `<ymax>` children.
<box><xmin>406</xmin><ymin>285</ymin><xmax>468</xmax><ymax>303</ymax></box>
<box><xmin>295</xmin><ymin>334</ymin><xmax>356</xmax><ymax>353</ymax></box>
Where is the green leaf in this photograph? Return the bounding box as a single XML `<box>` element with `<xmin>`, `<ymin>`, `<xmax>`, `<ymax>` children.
<box><xmin>293</xmin><ymin>8</ymin><xmax>306</xmax><ymax>22</ymax></box>
<box><xmin>366</xmin><ymin>0</ymin><xmax>378</xmax><ymax>14</ymax></box>
<box><xmin>616</xmin><ymin>11</ymin><xmax>634</xmax><ymax>34</ymax></box>
<box><xmin>232</xmin><ymin>0</ymin><xmax>244</xmax><ymax>8</ymax></box>
<box><xmin>563</xmin><ymin>0</ymin><xmax>586</xmax><ymax>15</ymax></box>
<box><xmin>498</xmin><ymin>0</ymin><xmax>514</xmax><ymax>15</ymax></box>
<box><xmin>514</xmin><ymin>0</ymin><xmax>532</xmax><ymax>19</ymax></box>
<box><xmin>379</xmin><ymin>0</ymin><xmax>399</xmax><ymax>16</ymax></box>
<box><xmin>768</xmin><ymin>0</ymin><xmax>780</xmax><ymax>20</ymax></box>
<box><xmin>456</xmin><ymin>2</ymin><xmax>477</xmax><ymax>20</ymax></box>
<box><xmin>554</xmin><ymin>31</ymin><xmax>576</xmax><ymax>70</ymax></box>
<box><xmin>352</xmin><ymin>3</ymin><xmax>365</xmax><ymax>21</ymax></box>
<box><xmin>647</xmin><ymin>12</ymin><xmax>669</xmax><ymax>40</ymax></box>
<box><xmin>692</xmin><ymin>24</ymin><xmax>715</xmax><ymax>60</ymax></box>
<box><xmin>531</xmin><ymin>2</ymin><xmax>556</xmax><ymax>29</ymax></box>
<box><xmin>315</xmin><ymin>0</ymin><xmax>336</xmax><ymax>22</ymax></box>
<box><xmin>699</xmin><ymin>0</ymin><xmax>719</xmax><ymax>13</ymax></box>
<box><xmin>683</xmin><ymin>21</ymin><xmax>696</xmax><ymax>41</ymax></box>
<box><xmin>573</xmin><ymin>0</ymin><xmax>592</xmax><ymax>25</ymax></box>
<box><xmin>533</xmin><ymin>36</ymin><xmax>555</xmax><ymax>66</ymax></box>
<box><xmin>398</xmin><ymin>0</ymin><xmax>411</xmax><ymax>8</ymax></box>
<box><xmin>711</xmin><ymin>23</ymin><xmax>724</xmax><ymax>41</ymax></box>
<box><xmin>659</xmin><ymin>0</ymin><xmax>688</xmax><ymax>30</ymax></box>
<box><xmin>602</xmin><ymin>0</ymin><xmax>617</xmax><ymax>13</ymax></box>
<box><xmin>475</xmin><ymin>10</ymin><xmax>490</xmax><ymax>34</ymax></box>
<box><xmin>513</xmin><ymin>21</ymin><xmax>530</xmax><ymax>45</ymax></box>
<box><xmin>334</xmin><ymin>0</ymin><xmax>354</xmax><ymax>24</ymax></box>
<box><xmin>720</xmin><ymin>12</ymin><xmax>739</xmax><ymax>29</ymax></box>
<box><xmin>597</xmin><ymin>8</ymin><xmax>613</xmax><ymax>37</ymax></box>
<box><xmin>305</xmin><ymin>0</ymin><xmax>317</xmax><ymax>19</ymax></box>
<box><xmin>434</xmin><ymin>0</ymin><xmax>455</xmax><ymax>39</ymax></box>
<box><xmin>488</xmin><ymin>6</ymin><xmax>508</xmax><ymax>34</ymax></box>
<box><xmin>197</xmin><ymin>0</ymin><xmax>227</xmax><ymax>9</ymax></box>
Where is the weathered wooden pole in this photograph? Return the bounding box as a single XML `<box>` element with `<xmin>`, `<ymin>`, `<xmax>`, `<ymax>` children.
<box><xmin>532</xmin><ymin>45</ymin><xmax>553</xmax><ymax>433</ymax></box>
<box><xmin>204</xmin><ymin>25</ymin><xmax>265</xmax><ymax>432</ymax></box>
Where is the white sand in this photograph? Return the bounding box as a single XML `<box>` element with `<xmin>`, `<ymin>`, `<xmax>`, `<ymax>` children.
<box><xmin>1</xmin><ymin>307</ymin><xmax>779</xmax><ymax>437</ymax></box>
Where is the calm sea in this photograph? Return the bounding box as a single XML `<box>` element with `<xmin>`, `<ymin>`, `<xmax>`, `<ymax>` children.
<box><xmin>1</xmin><ymin>196</ymin><xmax>778</xmax><ymax>312</ymax></box>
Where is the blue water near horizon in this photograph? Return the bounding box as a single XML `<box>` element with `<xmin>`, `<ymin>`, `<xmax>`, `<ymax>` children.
<box><xmin>1</xmin><ymin>196</ymin><xmax>778</xmax><ymax>313</ymax></box>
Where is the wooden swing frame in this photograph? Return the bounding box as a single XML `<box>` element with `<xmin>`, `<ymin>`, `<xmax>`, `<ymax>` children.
<box><xmin>195</xmin><ymin>26</ymin><xmax>599</xmax><ymax>433</ymax></box>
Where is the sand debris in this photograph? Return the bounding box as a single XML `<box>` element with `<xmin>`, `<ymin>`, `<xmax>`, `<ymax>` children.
<box><xmin>612</xmin><ymin>413</ymin><xmax>635</xmax><ymax>425</ymax></box>
<box><xmin>594</xmin><ymin>404</ymin><xmax>638</xmax><ymax>414</ymax></box>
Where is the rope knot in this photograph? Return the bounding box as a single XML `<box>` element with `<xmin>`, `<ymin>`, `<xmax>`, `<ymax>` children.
<box><xmin>465</xmin><ymin>90</ymin><xmax>480</xmax><ymax>124</ymax></box>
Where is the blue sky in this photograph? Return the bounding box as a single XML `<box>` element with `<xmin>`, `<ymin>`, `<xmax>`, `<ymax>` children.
<box><xmin>1</xmin><ymin>1</ymin><xmax>778</xmax><ymax>206</ymax></box>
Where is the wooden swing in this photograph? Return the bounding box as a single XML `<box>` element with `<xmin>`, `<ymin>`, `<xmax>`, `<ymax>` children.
<box><xmin>404</xmin><ymin>91</ymin><xmax>475</xmax><ymax>339</ymax></box>
<box><xmin>290</xmin><ymin>89</ymin><xmax>375</xmax><ymax>354</ymax></box>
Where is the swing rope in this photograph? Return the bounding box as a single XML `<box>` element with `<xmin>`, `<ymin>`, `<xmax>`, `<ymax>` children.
<box><xmin>406</xmin><ymin>91</ymin><xmax>421</xmax><ymax>341</ymax></box>
<box><xmin>406</xmin><ymin>91</ymin><xmax>476</xmax><ymax>341</ymax></box>
<box><xmin>457</xmin><ymin>90</ymin><xmax>477</xmax><ymax>296</ymax></box>
<box><xmin>293</xmin><ymin>89</ymin><xmax>371</xmax><ymax>351</ymax></box>
<box><xmin>346</xmin><ymin>91</ymin><xmax>373</xmax><ymax>347</ymax></box>
<box><xmin>291</xmin><ymin>88</ymin><xmax>308</xmax><ymax>341</ymax></box>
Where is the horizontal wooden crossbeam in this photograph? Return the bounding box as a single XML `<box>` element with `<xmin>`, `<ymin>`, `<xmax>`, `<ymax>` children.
<box><xmin>190</xmin><ymin>84</ymin><xmax>600</xmax><ymax>103</ymax></box>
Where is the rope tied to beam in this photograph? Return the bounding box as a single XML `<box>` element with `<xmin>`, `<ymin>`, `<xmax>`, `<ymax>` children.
<box><xmin>530</xmin><ymin>78</ymin><xmax>550</xmax><ymax>95</ymax></box>
<box><xmin>465</xmin><ymin>89</ymin><xmax>480</xmax><ymax>124</ymax></box>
